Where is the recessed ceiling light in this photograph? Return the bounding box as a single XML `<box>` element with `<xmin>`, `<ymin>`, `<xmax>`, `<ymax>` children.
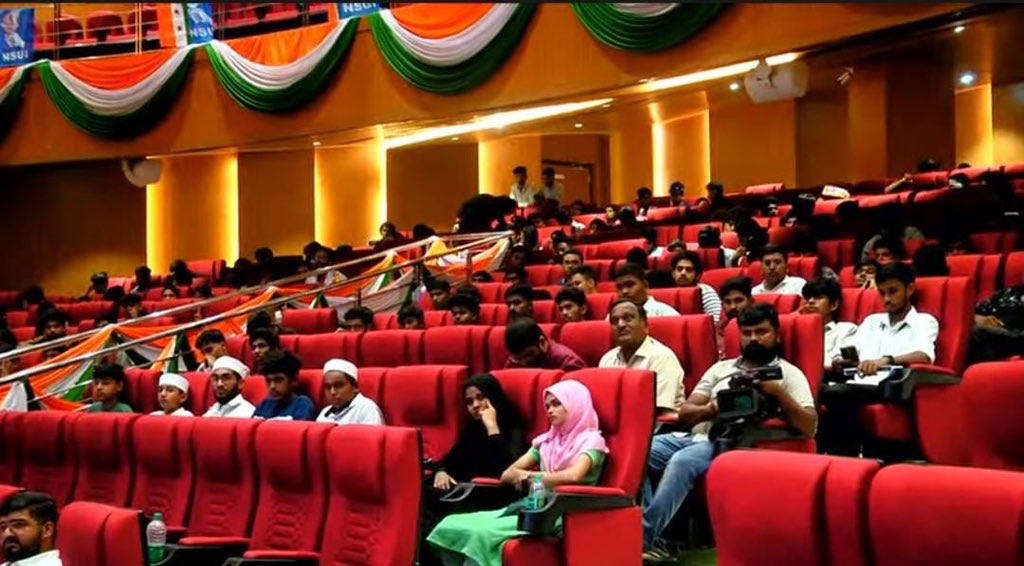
<box><xmin>450</xmin><ymin>136</ymin><xmax>460</xmax><ymax>141</ymax></box>
<box><xmin>312</xmin><ymin>141</ymin><xmax>321</xmax><ymax>147</ymax></box>
<box><xmin>959</xmin><ymin>71</ymin><xmax>976</xmax><ymax>86</ymax></box>
<box><xmin>953</xmin><ymin>25</ymin><xmax>966</xmax><ymax>34</ymax></box>
<box><xmin>729</xmin><ymin>81</ymin><xmax>741</xmax><ymax>92</ymax></box>
<box><xmin>574</xmin><ymin>123</ymin><xmax>583</xmax><ymax>129</ymax></box>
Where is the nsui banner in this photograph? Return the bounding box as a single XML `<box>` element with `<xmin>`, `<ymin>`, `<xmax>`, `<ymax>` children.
<box><xmin>0</xmin><ymin>8</ymin><xmax>33</xmax><ymax>67</ymax></box>
<box><xmin>157</xmin><ymin>3</ymin><xmax>214</xmax><ymax>48</ymax></box>
<box><xmin>338</xmin><ymin>3</ymin><xmax>380</xmax><ymax>18</ymax></box>
<box><xmin>185</xmin><ymin>3</ymin><xmax>215</xmax><ymax>44</ymax></box>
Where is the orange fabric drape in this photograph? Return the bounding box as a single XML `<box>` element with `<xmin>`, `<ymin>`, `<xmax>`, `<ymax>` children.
<box><xmin>390</xmin><ymin>3</ymin><xmax>493</xmax><ymax>38</ymax></box>
<box><xmin>0</xmin><ymin>326</ymin><xmax>115</xmax><ymax>400</ymax></box>
<box><xmin>0</xmin><ymin>68</ymin><xmax>16</xmax><ymax>88</ymax></box>
<box><xmin>225</xmin><ymin>21</ymin><xmax>336</xmax><ymax>65</ymax></box>
<box><xmin>57</xmin><ymin>50</ymin><xmax>178</xmax><ymax>89</ymax></box>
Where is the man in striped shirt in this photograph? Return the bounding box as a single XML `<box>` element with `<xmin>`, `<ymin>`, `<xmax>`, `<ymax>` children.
<box><xmin>671</xmin><ymin>251</ymin><xmax>722</xmax><ymax>325</ymax></box>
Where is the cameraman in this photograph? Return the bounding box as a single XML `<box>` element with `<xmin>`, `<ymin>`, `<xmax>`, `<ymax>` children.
<box><xmin>640</xmin><ymin>303</ymin><xmax>816</xmax><ymax>562</ymax></box>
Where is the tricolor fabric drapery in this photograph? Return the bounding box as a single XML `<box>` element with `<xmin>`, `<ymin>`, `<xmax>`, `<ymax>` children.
<box><xmin>572</xmin><ymin>3</ymin><xmax>725</xmax><ymax>52</ymax></box>
<box><xmin>0</xmin><ymin>66</ymin><xmax>29</xmax><ymax>140</ymax></box>
<box><xmin>206</xmin><ymin>17</ymin><xmax>358</xmax><ymax>112</ymax></box>
<box><xmin>36</xmin><ymin>48</ymin><xmax>196</xmax><ymax>138</ymax></box>
<box><xmin>368</xmin><ymin>3</ymin><xmax>536</xmax><ymax>93</ymax></box>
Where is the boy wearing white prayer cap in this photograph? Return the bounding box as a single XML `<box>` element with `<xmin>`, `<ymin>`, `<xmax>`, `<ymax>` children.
<box><xmin>150</xmin><ymin>373</ymin><xmax>194</xmax><ymax>417</ymax></box>
<box><xmin>315</xmin><ymin>358</ymin><xmax>384</xmax><ymax>426</ymax></box>
<box><xmin>203</xmin><ymin>355</ymin><xmax>256</xmax><ymax>419</ymax></box>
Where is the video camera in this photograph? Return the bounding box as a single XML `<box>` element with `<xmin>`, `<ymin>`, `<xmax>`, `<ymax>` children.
<box><xmin>715</xmin><ymin>365</ymin><xmax>784</xmax><ymax>422</ymax></box>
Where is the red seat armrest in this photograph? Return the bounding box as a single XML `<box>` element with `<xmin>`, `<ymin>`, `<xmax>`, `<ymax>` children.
<box><xmin>471</xmin><ymin>477</ymin><xmax>502</xmax><ymax>486</ymax></box>
<box><xmin>243</xmin><ymin>550</ymin><xmax>320</xmax><ymax>561</ymax></box>
<box><xmin>177</xmin><ymin>536</ymin><xmax>251</xmax><ymax>547</ymax></box>
<box><xmin>908</xmin><ymin>363</ymin><xmax>956</xmax><ymax>376</ymax></box>
<box><xmin>555</xmin><ymin>485</ymin><xmax>627</xmax><ymax>497</ymax></box>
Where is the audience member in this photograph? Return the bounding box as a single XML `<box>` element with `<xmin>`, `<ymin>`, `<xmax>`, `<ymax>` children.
<box><xmin>569</xmin><ymin>265</ymin><xmax>598</xmax><ymax>295</ymax></box>
<box><xmin>912</xmin><ymin>244</ymin><xmax>950</xmax><ymax>276</ymax></box>
<box><xmin>801</xmin><ymin>278</ymin><xmax>858</xmax><ymax>365</ymax></box>
<box><xmin>341</xmin><ymin>306</ymin><xmax>375</xmax><ymax>333</ymax></box>
<box><xmin>671</xmin><ymin>252</ymin><xmax>722</xmax><ymax>325</ymax></box>
<box><xmin>969</xmin><ymin>282</ymin><xmax>1024</xmax><ymax>363</ymax></box>
<box><xmin>254</xmin><ymin>247</ymin><xmax>274</xmax><ymax>265</ymax></box>
<box><xmin>625</xmin><ymin>247</ymin><xmax>649</xmax><ymax>270</ymax></box>
<box><xmin>427</xmin><ymin>279</ymin><xmax>453</xmax><ymax>310</ymax></box>
<box><xmin>17</xmin><ymin>285</ymin><xmax>47</xmax><ymax>311</ymax></box>
<box><xmin>0</xmin><ymin>343</ymin><xmax>19</xmax><ymax>377</ymax></box>
<box><xmin>471</xmin><ymin>271</ymin><xmax>495</xmax><ymax>283</ymax></box>
<box><xmin>635</xmin><ymin>186</ymin><xmax>654</xmax><ymax>218</ymax></box>
<box><xmin>150</xmin><ymin>373</ymin><xmax>194</xmax><ymax>417</ymax></box>
<box><xmin>0</xmin><ymin>311</ymin><xmax>17</xmax><ymax>348</ymax></box>
<box><xmin>503</xmin><ymin>266</ymin><xmax>528</xmax><ymax>287</ymax></box>
<box><xmin>705</xmin><ymin>181</ymin><xmax>732</xmax><ymax>216</ymax></box>
<box><xmin>509</xmin><ymin>165</ymin><xmax>536</xmax><ymax>208</ymax></box>
<box><xmin>720</xmin><ymin>276</ymin><xmax>754</xmax><ymax>326</ymax></box>
<box><xmin>169</xmin><ymin>259</ymin><xmax>194</xmax><ymax>287</ymax></box>
<box><xmin>538</xmin><ymin>167</ymin><xmax>564</xmax><ymax>203</ymax></box>
<box><xmin>130</xmin><ymin>265</ymin><xmax>153</xmax><ymax>294</ymax></box>
<box><xmin>504</xmin><ymin>318</ymin><xmax>585</xmax><ymax>371</ymax></box>
<box><xmin>203</xmin><ymin>355</ymin><xmax>255</xmax><ymax>418</ymax></box>
<box><xmin>454</xmin><ymin>284</ymin><xmax>483</xmax><ymax>304</ymax></box>
<box><xmin>316</xmin><ymin>359</ymin><xmax>383</xmax><ymax>425</ymax></box>
<box><xmin>669</xmin><ymin>181</ymin><xmax>686</xmax><ymax>207</ymax></box>
<box><xmin>560</xmin><ymin>249</ymin><xmax>584</xmax><ymax>284</ymax></box>
<box><xmin>195</xmin><ymin>329</ymin><xmax>228</xmax><ymax>372</ymax></box>
<box><xmin>752</xmin><ymin>245</ymin><xmax>807</xmax><ymax>295</ymax></box>
<box><xmin>122</xmin><ymin>293</ymin><xmax>146</xmax><ymax>319</ymax></box>
<box><xmin>504</xmin><ymin>284</ymin><xmax>535</xmax><ymax>322</ymax></box>
<box><xmin>379</xmin><ymin>222</ymin><xmax>402</xmax><ymax>242</ymax></box>
<box><xmin>614</xmin><ymin>263</ymin><xmax>679</xmax><ymax>317</ymax></box>
<box><xmin>398</xmin><ymin>303</ymin><xmax>426</xmax><ymax>329</ymax></box>
<box><xmin>555</xmin><ymin>287</ymin><xmax>589</xmax><ymax>322</ymax></box>
<box><xmin>85</xmin><ymin>362</ymin><xmax>133</xmax><ymax>413</ymax></box>
<box><xmin>449</xmin><ymin>294</ymin><xmax>481</xmax><ymax>325</ymax></box>
<box><xmin>248</xmin><ymin>328</ymin><xmax>281</xmax><ymax>368</ymax></box>
<box><xmin>854</xmin><ymin>258</ymin><xmax>880</xmax><ymax>289</ymax></box>
<box><xmin>641</xmin><ymin>304</ymin><xmax>816</xmax><ymax>559</ymax></box>
<box><xmin>0</xmin><ymin>491</ymin><xmax>61</xmax><ymax>565</ymax></box>
<box><xmin>599</xmin><ymin>299</ymin><xmax>684</xmax><ymax>417</ymax></box>
<box><xmin>161</xmin><ymin>285</ymin><xmax>180</xmax><ymax>301</ymax></box>
<box><xmin>80</xmin><ymin>271</ymin><xmax>109</xmax><ymax>301</ymax></box>
<box><xmin>254</xmin><ymin>350</ymin><xmax>316</xmax><ymax>421</ymax></box>
<box><xmin>30</xmin><ymin>310</ymin><xmax>69</xmax><ymax>345</ymax></box>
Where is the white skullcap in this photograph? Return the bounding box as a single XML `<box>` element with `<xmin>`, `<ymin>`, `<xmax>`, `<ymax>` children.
<box><xmin>212</xmin><ymin>355</ymin><xmax>249</xmax><ymax>379</ymax></box>
<box><xmin>159</xmin><ymin>373</ymin><xmax>189</xmax><ymax>394</ymax></box>
<box><xmin>323</xmin><ymin>358</ymin><xmax>358</xmax><ymax>382</ymax></box>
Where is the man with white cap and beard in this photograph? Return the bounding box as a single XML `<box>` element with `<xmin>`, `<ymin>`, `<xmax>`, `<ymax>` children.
<box><xmin>149</xmin><ymin>373</ymin><xmax>194</xmax><ymax>417</ymax></box>
<box><xmin>203</xmin><ymin>355</ymin><xmax>256</xmax><ymax>418</ymax></box>
<box><xmin>315</xmin><ymin>358</ymin><xmax>384</xmax><ymax>425</ymax></box>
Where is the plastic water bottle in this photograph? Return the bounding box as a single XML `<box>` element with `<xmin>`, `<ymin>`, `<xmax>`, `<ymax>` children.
<box><xmin>526</xmin><ymin>474</ymin><xmax>548</xmax><ymax>511</ymax></box>
<box><xmin>146</xmin><ymin>512</ymin><xmax>167</xmax><ymax>564</ymax></box>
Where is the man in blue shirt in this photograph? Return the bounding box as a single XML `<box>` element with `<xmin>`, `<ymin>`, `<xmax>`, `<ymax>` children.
<box><xmin>253</xmin><ymin>350</ymin><xmax>316</xmax><ymax>421</ymax></box>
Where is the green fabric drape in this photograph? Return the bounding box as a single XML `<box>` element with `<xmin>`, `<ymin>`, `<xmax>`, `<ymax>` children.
<box><xmin>572</xmin><ymin>3</ymin><xmax>726</xmax><ymax>52</ymax></box>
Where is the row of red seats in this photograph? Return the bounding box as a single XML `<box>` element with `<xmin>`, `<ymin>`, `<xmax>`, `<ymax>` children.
<box><xmin>708</xmin><ymin>450</ymin><xmax>1024</xmax><ymax>566</ymax></box>
<box><xmin>0</xmin><ymin>414</ymin><xmax>421</xmax><ymax>566</ymax></box>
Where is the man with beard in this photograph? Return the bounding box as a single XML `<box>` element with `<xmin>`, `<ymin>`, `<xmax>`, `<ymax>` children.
<box><xmin>640</xmin><ymin>303</ymin><xmax>815</xmax><ymax>562</ymax></box>
<box><xmin>0</xmin><ymin>491</ymin><xmax>61</xmax><ymax>565</ymax></box>
<box><xmin>202</xmin><ymin>355</ymin><xmax>255</xmax><ymax>418</ymax></box>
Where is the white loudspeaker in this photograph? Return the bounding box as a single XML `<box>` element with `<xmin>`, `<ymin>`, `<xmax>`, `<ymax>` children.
<box><xmin>121</xmin><ymin>158</ymin><xmax>163</xmax><ymax>187</ymax></box>
<box><xmin>743</xmin><ymin>60</ymin><xmax>810</xmax><ymax>104</ymax></box>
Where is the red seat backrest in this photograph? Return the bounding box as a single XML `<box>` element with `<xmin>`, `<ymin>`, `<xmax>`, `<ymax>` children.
<box><xmin>246</xmin><ymin>421</ymin><xmax>332</xmax><ymax>553</ymax></box>
<box><xmin>869</xmin><ymin>464</ymin><xmax>1024</xmax><ymax>566</ymax></box>
<box><xmin>71</xmin><ymin>413</ymin><xmax>139</xmax><ymax>506</ymax></box>
<box><xmin>756</xmin><ymin>293</ymin><xmax>802</xmax><ymax>314</ymax></box>
<box><xmin>5</xmin><ymin>310</ymin><xmax>30</xmax><ymax>327</ymax></box>
<box><xmin>683</xmin><ymin>222</ymin><xmax>722</xmax><ymax>243</ymax></box>
<box><xmin>225</xmin><ymin>335</ymin><xmax>254</xmax><ymax>369</ymax></box>
<box><xmin>723</xmin><ymin>314</ymin><xmax>824</xmax><ymax>397</ymax></box>
<box><xmin>322</xmin><ymin>426</ymin><xmax>423</xmax><ymax>566</ymax></box>
<box><xmin>0</xmin><ymin>412</ymin><xmax>25</xmax><ymax>484</ymax></box>
<box><xmin>380</xmin><ymin>365</ymin><xmax>466</xmax><ymax>462</ymax></box>
<box><xmin>647</xmin><ymin>315</ymin><xmax>718</xmax><ymax>396</ymax></box>
<box><xmin>701</xmin><ymin>267</ymin><xmax>747</xmax><ymax>292</ymax></box>
<box><xmin>19</xmin><ymin>412</ymin><xmax>77</xmax><ymax>507</ymax></box>
<box><xmin>837</xmin><ymin>266</ymin><xmax>858</xmax><ymax>288</ymax></box>
<box><xmin>56</xmin><ymin>502</ymin><xmax>146</xmax><ymax>566</ymax></box>
<box><xmin>558</xmin><ymin>321</ymin><xmax>613</xmax><ymax>368</ymax></box>
<box><xmin>281</xmin><ymin>308</ymin><xmax>339</xmax><ymax>334</ymax></box>
<box><xmin>423</xmin><ymin>326</ymin><xmax>491</xmax><ymax>375</ymax></box>
<box><xmin>909</xmin><ymin>171</ymin><xmax>948</xmax><ymax>188</ymax></box>
<box><xmin>424</xmin><ymin>310</ymin><xmax>453</xmax><ymax>328</ymax></box>
<box><xmin>490</xmin><ymin>369</ymin><xmax>565</xmax><ymax>441</ymax></box>
<box><xmin>373</xmin><ymin>312</ymin><xmax>398</xmax><ymax>330</ymax></box>
<box><xmin>525</xmin><ymin>265</ymin><xmax>560</xmax><ymax>287</ymax></box>
<box><xmin>962</xmin><ymin>361</ymin><xmax>1024</xmax><ymax>471</ymax></box>
<box><xmin>62</xmin><ymin>301</ymin><xmax>116</xmax><ymax>323</ymax></box>
<box><xmin>817</xmin><ymin>239</ymin><xmax>857</xmax><ymax>271</ymax></box>
<box><xmin>179</xmin><ymin>372</ymin><xmax>211</xmax><ymax>415</ymax></box>
<box><xmin>655</xmin><ymin>225</ymin><xmax>681</xmax><ymax>246</ymax></box>
<box><xmin>130</xmin><ymin>416</ymin><xmax>196</xmax><ymax>527</ymax></box>
<box><xmin>123</xmin><ymin>369</ymin><xmax>160</xmax><ymax>414</ymax></box>
<box><xmin>294</xmin><ymin>332</ymin><xmax>362</xmax><ymax>369</ymax></box>
<box><xmin>183</xmin><ymin>419</ymin><xmax>260</xmax><ymax>537</ymax></box>
<box><xmin>646</xmin><ymin>207</ymin><xmax>682</xmax><ymax>222</ymax></box>
<box><xmin>186</xmin><ymin>259</ymin><xmax>227</xmax><ymax>283</ymax></box>
<box><xmin>297</xmin><ymin>369</ymin><xmax>326</xmax><ymax>407</ymax></box>
<box><xmin>1005</xmin><ymin>251</ymin><xmax>1024</xmax><ymax>288</ymax></box>
<box><xmin>587</xmin><ymin>259</ymin><xmax>615</xmax><ymax>281</ymax></box>
<box><xmin>947</xmin><ymin>254</ymin><xmax>1002</xmax><ymax>300</ymax></box>
<box><xmin>531</xmin><ymin>300</ymin><xmax>558</xmax><ymax>323</ymax></box>
<box><xmin>970</xmin><ymin>231</ymin><xmax>1018</xmax><ymax>255</ymax></box>
<box><xmin>569</xmin><ymin>368</ymin><xmax>654</xmax><ymax>496</ymax></box>
<box><xmin>584</xmin><ymin>293</ymin><xmax>616</xmax><ymax>320</ymax></box>
<box><xmin>595</xmin><ymin>239</ymin><xmax>647</xmax><ymax>260</ymax></box>
<box><xmin>475</xmin><ymin>283</ymin><xmax>508</xmax><ymax>304</ymax></box>
<box><xmin>576</xmin><ymin>244</ymin><xmax>598</xmax><ymax>260</ymax></box>
<box><xmin>479</xmin><ymin>303</ymin><xmax>509</xmax><ymax>325</ymax></box>
<box><xmin>857</xmin><ymin>193</ymin><xmax>903</xmax><ymax>208</ymax></box>
<box><xmin>361</xmin><ymin>329</ymin><xmax>424</xmax><ymax>367</ymax></box>
<box><xmin>745</xmin><ymin>182</ymin><xmax>785</xmax><ymax>194</ymax></box>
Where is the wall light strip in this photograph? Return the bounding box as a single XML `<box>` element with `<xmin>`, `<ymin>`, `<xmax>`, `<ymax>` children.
<box><xmin>640</xmin><ymin>52</ymin><xmax>800</xmax><ymax>93</ymax></box>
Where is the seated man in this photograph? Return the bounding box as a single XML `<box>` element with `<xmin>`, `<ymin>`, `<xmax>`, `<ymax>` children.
<box><xmin>642</xmin><ymin>304</ymin><xmax>816</xmax><ymax>560</ymax></box>
<box><xmin>426</xmin><ymin>279</ymin><xmax>452</xmax><ymax>310</ymax></box>
<box><xmin>752</xmin><ymin>245</ymin><xmax>806</xmax><ymax>296</ymax></box>
<box><xmin>555</xmin><ymin>287</ymin><xmax>589</xmax><ymax>323</ymax></box>
<box><xmin>720</xmin><ymin>276</ymin><xmax>753</xmax><ymax>325</ymax></box>
<box><xmin>599</xmin><ymin>299</ymin><xmax>684</xmax><ymax>417</ymax></box>
<box><xmin>341</xmin><ymin>306</ymin><xmax>375</xmax><ymax>333</ymax></box>
<box><xmin>854</xmin><ymin>258</ymin><xmax>880</xmax><ymax>289</ymax></box>
<box><xmin>398</xmin><ymin>303</ymin><xmax>426</xmax><ymax>330</ymax></box>
<box><xmin>868</xmin><ymin>235</ymin><xmax>905</xmax><ymax>266</ymax></box>
<box><xmin>614</xmin><ymin>263</ymin><xmax>679</xmax><ymax>318</ymax></box>
<box><xmin>504</xmin><ymin>284</ymin><xmax>535</xmax><ymax>322</ymax></box>
<box><xmin>195</xmin><ymin>329</ymin><xmax>228</xmax><ymax>372</ymax></box>
<box><xmin>800</xmin><ymin>278</ymin><xmax>857</xmax><ymax>365</ymax></box>
<box><xmin>122</xmin><ymin>293</ymin><xmax>146</xmax><ymax>320</ymax></box>
<box><xmin>150</xmin><ymin>373</ymin><xmax>194</xmax><ymax>417</ymax></box>
<box><xmin>29</xmin><ymin>310</ymin><xmax>69</xmax><ymax>345</ymax></box>
<box><xmin>315</xmin><ymin>359</ymin><xmax>384</xmax><ymax>425</ymax></box>
<box><xmin>248</xmin><ymin>328</ymin><xmax>282</xmax><ymax>369</ymax></box>
<box><xmin>203</xmin><ymin>355</ymin><xmax>256</xmax><ymax>418</ymax></box>
<box><xmin>559</xmin><ymin>249</ymin><xmax>584</xmax><ymax>285</ymax></box>
<box><xmin>254</xmin><ymin>350</ymin><xmax>316</xmax><ymax>421</ymax></box>
<box><xmin>819</xmin><ymin>263</ymin><xmax>939</xmax><ymax>457</ymax></box>
<box><xmin>504</xmin><ymin>317</ymin><xmax>585</xmax><ymax>371</ymax></box>
<box><xmin>968</xmin><ymin>282</ymin><xmax>1024</xmax><ymax>363</ymax></box>
<box><xmin>671</xmin><ymin>251</ymin><xmax>722</xmax><ymax>325</ymax></box>
<box><xmin>0</xmin><ymin>491</ymin><xmax>61</xmax><ymax>566</ymax></box>
<box><xmin>568</xmin><ymin>265</ymin><xmax>599</xmax><ymax>295</ymax></box>
<box><xmin>85</xmin><ymin>363</ymin><xmax>133</xmax><ymax>413</ymax></box>
<box><xmin>448</xmin><ymin>294</ymin><xmax>481</xmax><ymax>325</ymax></box>
<box><xmin>81</xmin><ymin>271</ymin><xmax>109</xmax><ymax>302</ymax></box>
<box><xmin>503</xmin><ymin>266</ymin><xmax>528</xmax><ymax>287</ymax></box>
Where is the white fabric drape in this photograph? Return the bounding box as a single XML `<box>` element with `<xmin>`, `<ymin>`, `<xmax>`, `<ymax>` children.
<box><xmin>377</xmin><ymin>4</ymin><xmax>517</xmax><ymax>67</ymax></box>
<box><xmin>612</xmin><ymin>3</ymin><xmax>681</xmax><ymax>17</ymax></box>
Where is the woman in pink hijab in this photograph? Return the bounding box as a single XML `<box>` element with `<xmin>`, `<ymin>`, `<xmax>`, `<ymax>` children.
<box><xmin>428</xmin><ymin>380</ymin><xmax>609</xmax><ymax>566</ymax></box>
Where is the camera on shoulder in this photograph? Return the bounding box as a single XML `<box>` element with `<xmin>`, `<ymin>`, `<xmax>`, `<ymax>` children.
<box><xmin>715</xmin><ymin>365</ymin><xmax>784</xmax><ymax>422</ymax></box>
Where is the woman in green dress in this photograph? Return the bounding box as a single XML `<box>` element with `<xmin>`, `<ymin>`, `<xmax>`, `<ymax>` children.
<box><xmin>427</xmin><ymin>379</ymin><xmax>608</xmax><ymax>566</ymax></box>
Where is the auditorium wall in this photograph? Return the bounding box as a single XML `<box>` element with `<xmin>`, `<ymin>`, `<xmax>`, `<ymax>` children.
<box><xmin>386</xmin><ymin>142</ymin><xmax>478</xmax><ymax>234</ymax></box>
<box><xmin>478</xmin><ymin>136</ymin><xmax>542</xmax><ymax>198</ymax></box>
<box><xmin>710</xmin><ymin>99</ymin><xmax>798</xmax><ymax>191</ymax></box>
<box><xmin>992</xmin><ymin>81</ymin><xmax>1024</xmax><ymax>164</ymax></box>
<box><xmin>237</xmin><ymin>150</ymin><xmax>316</xmax><ymax>258</ymax></box>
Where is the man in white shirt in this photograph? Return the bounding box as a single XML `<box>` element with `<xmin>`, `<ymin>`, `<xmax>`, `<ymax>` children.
<box><xmin>614</xmin><ymin>263</ymin><xmax>679</xmax><ymax>318</ymax></box>
<box><xmin>538</xmin><ymin>167</ymin><xmax>564</xmax><ymax>203</ymax></box>
<box><xmin>752</xmin><ymin>245</ymin><xmax>806</xmax><ymax>296</ymax></box>
<box><xmin>599</xmin><ymin>299</ymin><xmax>684</xmax><ymax>417</ymax></box>
<box><xmin>150</xmin><ymin>373</ymin><xmax>194</xmax><ymax>417</ymax></box>
<box><xmin>0</xmin><ymin>491</ymin><xmax>62</xmax><ymax>566</ymax></box>
<box><xmin>800</xmin><ymin>278</ymin><xmax>857</xmax><ymax>366</ymax></box>
<box><xmin>641</xmin><ymin>304</ymin><xmax>816</xmax><ymax>560</ymax></box>
<box><xmin>203</xmin><ymin>355</ymin><xmax>256</xmax><ymax>419</ymax></box>
<box><xmin>671</xmin><ymin>251</ymin><xmax>722</xmax><ymax>325</ymax></box>
<box><xmin>315</xmin><ymin>359</ymin><xmax>384</xmax><ymax>425</ymax></box>
<box><xmin>508</xmin><ymin>165</ymin><xmax>536</xmax><ymax>208</ymax></box>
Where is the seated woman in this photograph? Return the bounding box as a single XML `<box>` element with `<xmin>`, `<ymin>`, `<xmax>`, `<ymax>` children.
<box><xmin>428</xmin><ymin>380</ymin><xmax>608</xmax><ymax>566</ymax></box>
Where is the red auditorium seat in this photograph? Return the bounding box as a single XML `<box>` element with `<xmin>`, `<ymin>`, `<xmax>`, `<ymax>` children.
<box><xmin>0</xmin><ymin>484</ymin><xmax>20</xmax><ymax>507</ymax></box>
<box><xmin>501</xmin><ymin>368</ymin><xmax>654</xmax><ymax>566</ymax></box>
<box><xmin>655</xmin><ymin>225</ymin><xmax>681</xmax><ymax>246</ymax></box>
<box><xmin>224</xmin><ymin>335</ymin><xmax>250</xmax><ymax>368</ymax></box>
<box><xmin>869</xmin><ymin>464</ymin><xmax>1024</xmax><ymax>566</ymax></box>
<box><xmin>380</xmin><ymin>365</ymin><xmax>466</xmax><ymax>461</ymax></box>
<box><xmin>817</xmin><ymin>239</ymin><xmax>857</xmax><ymax>271</ymax></box>
<box><xmin>947</xmin><ymin>253</ymin><xmax>1002</xmax><ymax>299</ymax></box>
<box><xmin>361</xmin><ymin>329</ymin><xmax>424</xmax><ymax>366</ymax></box>
<box><xmin>586</xmin><ymin>259</ymin><xmax>615</xmax><ymax>281</ymax></box>
<box><xmin>0</xmin><ymin>290</ymin><xmax>18</xmax><ymax>309</ymax></box>
<box><xmin>908</xmin><ymin>171</ymin><xmax>948</xmax><ymax>189</ymax></box>
<box><xmin>264</xmin><ymin>1</ymin><xmax>300</xmax><ymax>21</ymax></box>
<box><xmin>479</xmin><ymin>303</ymin><xmax>510</xmax><ymax>325</ymax></box>
<box><xmin>182</xmin><ymin>372</ymin><xmax>212</xmax><ymax>415</ymax></box>
<box><xmin>576</xmin><ymin>244</ymin><xmax>598</xmax><ymax>260</ymax></box>
<box><xmin>538</xmin><ymin>225</ymin><xmax>568</xmax><ymax>244</ymax></box>
<box><xmin>585</xmin><ymin>292</ymin><xmax>616</xmax><ymax>320</ymax></box>
<box><xmin>294</xmin><ymin>332</ymin><xmax>359</xmax><ymax>369</ymax></box>
<box><xmin>970</xmin><ymin>230</ymin><xmax>1018</xmax><ymax>254</ymax></box>
<box><xmin>648</xmin><ymin>288</ymin><xmax>702</xmax><ymax>314</ymax></box>
<box><xmin>962</xmin><ymin>361</ymin><xmax>1024</xmax><ymax>471</ymax></box>
<box><xmin>755</xmin><ymin>293</ymin><xmax>802</xmax><ymax>314</ymax></box>
<box><xmin>373</xmin><ymin>312</ymin><xmax>398</xmax><ymax>329</ymax></box>
<box><xmin>62</xmin><ymin>301</ymin><xmax>116</xmax><ymax>323</ymax></box>
<box><xmin>19</xmin><ymin>411</ymin><xmax>77</xmax><ymax>507</ymax></box>
<box><xmin>127</xmin><ymin>6</ymin><xmax>159</xmax><ymax>37</ymax></box>
<box><xmin>47</xmin><ymin>15</ymin><xmax>88</xmax><ymax>46</ymax></box>
<box><xmin>424</xmin><ymin>309</ymin><xmax>453</xmax><ymax>328</ymax></box>
<box><xmin>474</xmin><ymin>283</ymin><xmax>508</xmax><ymax>304</ymax></box>
<box><xmin>558</xmin><ymin>320</ymin><xmax>613</xmax><ymax>367</ymax></box>
<box><xmin>125</xmin><ymin>368</ymin><xmax>162</xmax><ymax>414</ymax></box>
<box><xmin>646</xmin><ymin>207</ymin><xmax>682</xmax><ymax>222</ymax></box>
<box><xmin>319</xmin><ymin>426</ymin><xmax>423</xmax><ymax>566</ymax></box>
<box><xmin>0</xmin><ymin>412</ymin><xmax>24</xmax><ymax>484</ymax></box>
<box><xmin>531</xmin><ymin>300</ymin><xmax>558</xmax><ymax>323</ymax></box>
<box><xmin>490</xmin><ymin>369</ymin><xmax>564</xmax><ymax>439</ymax></box>
<box><xmin>71</xmin><ymin>413</ymin><xmax>139</xmax><ymax>506</ymax></box>
<box><xmin>747</xmin><ymin>257</ymin><xmax>820</xmax><ymax>284</ymax></box>
<box><xmin>186</xmin><ymin>260</ymin><xmax>227</xmax><ymax>283</ymax></box>
<box><xmin>701</xmin><ymin>267</ymin><xmax>747</xmax><ymax>292</ymax></box>
<box><xmin>130</xmin><ymin>416</ymin><xmax>197</xmax><ymax>529</ymax></box>
<box><xmin>767</xmin><ymin>226</ymin><xmax>801</xmax><ymax>248</ymax></box>
<box><xmin>723</xmin><ymin>314</ymin><xmax>825</xmax><ymax>397</ymax></box>
<box><xmin>595</xmin><ymin>239</ymin><xmax>647</xmax><ymax>260</ymax></box>
<box><xmin>424</xmin><ymin>326</ymin><xmax>491</xmax><ymax>374</ymax></box>
<box><xmin>596</xmin><ymin>280</ymin><xmax>617</xmax><ymax>293</ymax></box>
<box><xmin>1004</xmin><ymin>251</ymin><xmax>1024</xmax><ymax>288</ymax></box>
<box><xmin>682</xmin><ymin>222</ymin><xmax>721</xmax><ymax>243</ymax></box>
<box><xmin>6</xmin><ymin>310</ymin><xmax>31</xmax><ymax>327</ymax></box>
<box><xmin>85</xmin><ymin>10</ymin><xmax>130</xmax><ymax>42</ymax></box>
<box><xmin>745</xmin><ymin>182</ymin><xmax>785</xmax><ymax>194</ymax></box>
<box><xmin>814</xmin><ymin>198</ymin><xmax>848</xmax><ymax>215</ymax></box>
<box><xmin>858</xmin><ymin>193</ymin><xmax>903</xmax><ymax>208</ymax></box>
<box><xmin>525</xmin><ymin>265</ymin><xmax>560</xmax><ymax>286</ymax></box>
<box><xmin>1003</xmin><ymin>162</ymin><xmax>1024</xmax><ymax>178</ymax></box>
<box><xmin>281</xmin><ymin>308</ymin><xmax>339</xmax><ymax>334</ymax></box>
<box><xmin>708</xmin><ymin>451</ymin><xmax>880</xmax><ymax>566</ymax></box>
<box><xmin>56</xmin><ymin>502</ymin><xmax>146</xmax><ymax>566</ymax></box>
<box><xmin>648</xmin><ymin>315</ymin><xmax>718</xmax><ymax>395</ymax></box>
